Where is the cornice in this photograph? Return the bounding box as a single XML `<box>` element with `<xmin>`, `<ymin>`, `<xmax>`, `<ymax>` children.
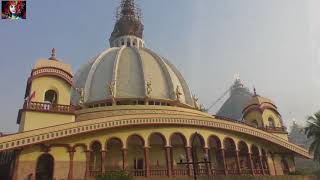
<box><xmin>0</xmin><ymin>108</ymin><xmax>310</xmax><ymax>159</ymax></box>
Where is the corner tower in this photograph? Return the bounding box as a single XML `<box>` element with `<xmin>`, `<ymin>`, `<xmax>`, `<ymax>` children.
<box><xmin>17</xmin><ymin>49</ymin><xmax>75</xmax><ymax>132</ymax></box>
<box><xmin>242</xmin><ymin>89</ymin><xmax>288</xmax><ymax>140</ymax></box>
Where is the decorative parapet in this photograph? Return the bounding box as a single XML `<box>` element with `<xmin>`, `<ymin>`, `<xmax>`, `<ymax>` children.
<box><xmin>17</xmin><ymin>101</ymin><xmax>75</xmax><ymax>124</ymax></box>
<box><xmin>22</xmin><ymin>101</ymin><xmax>75</xmax><ymax>114</ymax></box>
<box><xmin>214</xmin><ymin>115</ymin><xmax>287</xmax><ymax>133</ymax></box>
<box><xmin>0</xmin><ymin>106</ymin><xmax>310</xmax><ymax>158</ymax></box>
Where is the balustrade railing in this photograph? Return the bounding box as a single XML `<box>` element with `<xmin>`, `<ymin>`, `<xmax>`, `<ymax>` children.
<box><xmin>240</xmin><ymin>169</ymin><xmax>252</xmax><ymax>174</ymax></box>
<box><xmin>127</xmin><ymin>169</ymin><xmax>146</xmax><ymax>176</ymax></box>
<box><xmin>227</xmin><ymin>169</ymin><xmax>239</xmax><ymax>175</ymax></box>
<box><xmin>89</xmin><ymin>168</ymin><xmax>271</xmax><ymax>177</ymax></box>
<box><xmin>260</xmin><ymin>126</ymin><xmax>287</xmax><ymax>132</ymax></box>
<box><xmin>173</xmin><ymin>168</ymin><xmax>188</xmax><ymax>176</ymax></box>
<box><xmin>90</xmin><ymin>170</ymin><xmax>101</xmax><ymax>177</ymax></box>
<box><xmin>253</xmin><ymin>169</ymin><xmax>263</xmax><ymax>174</ymax></box>
<box><xmin>150</xmin><ymin>169</ymin><xmax>168</xmax><ymax>176</ymax></box>
<box><xmin>23</xmin><ymin>101</ymin><xmax>75</xmax><ymax>114</ymax></box>
<box><xmin>195</xmin><ymin>168</ymin><xmax>207</xmax><ymax>175</ymax></box>
<box><xmin>214</xmin><ymin>169</ymin><xmax>225</xmax><ymax>175</ymax></box>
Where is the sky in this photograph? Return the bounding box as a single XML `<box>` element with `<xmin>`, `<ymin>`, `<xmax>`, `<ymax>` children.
<box><xmin>0</xmin><ymin>0</ymin><xmax>319</xmax><ymax>133</ymax></box>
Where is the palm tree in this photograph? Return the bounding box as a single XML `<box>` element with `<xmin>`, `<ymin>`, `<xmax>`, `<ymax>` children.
<box><xmin>305</xmin><ymin>111</ymin><xmax>320</xmax><ymax>164</ymax></box>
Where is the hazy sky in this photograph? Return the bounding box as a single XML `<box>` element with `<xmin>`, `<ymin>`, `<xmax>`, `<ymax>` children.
<box><xmin>0</xmin><ymin>0</ymin><xmax>319</xmax><ymax>133</ymax></box>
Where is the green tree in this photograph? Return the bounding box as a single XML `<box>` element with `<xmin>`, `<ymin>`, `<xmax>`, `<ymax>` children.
<box><xmin>95</xmin><ymin>171</ymin><xmax>133</xmax><ymax>180</ymax></box>
<box><xmin>305</xmin><ymin>111</ymin><xmax>320</xmax><ymax>164</ymax></box>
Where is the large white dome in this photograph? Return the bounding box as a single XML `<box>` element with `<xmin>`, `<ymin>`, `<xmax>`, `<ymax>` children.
<box><xmin>72</xmin><ymin>46</ymin><xmax>194</xmax><ymax>107</ymax></box>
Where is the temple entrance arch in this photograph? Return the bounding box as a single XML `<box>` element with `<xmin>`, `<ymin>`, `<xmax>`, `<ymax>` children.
<box><xmin>127</xmin><ymin>135</ymin><xmax>145</xmax><ymax>176</ymax></box>
<box><xmin>223</xmin><ymin>138</ymin><xmax>238</xmax><ymax>174</ymax></box>
<box><xmin>208</xmin><ymin>135</ymin><xmax>223</xmax><ymax>171</ymax></box>
<box><xmin>35</xmin><ymin>153</ymin><xmax>54</xmax><ymax>180</ymax></box>
<box><xmin>238</xmin><ymin>141</ymin><xmax>250</xmax><ymax>174</ymax></box>
<box><xmin>106</xmin><ymin>138</ymin><xmax>123</xmax><ymax>170</ymax></box>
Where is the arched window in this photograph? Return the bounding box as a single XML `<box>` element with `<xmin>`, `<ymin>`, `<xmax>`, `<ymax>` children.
<box><xmin>36</xmin><ymin>153</ymin><xmax>54</xmax><ymax>180</ymax></box>
<box><xmin>252</xmin><ymin>120</ymin><xmax>258</xmax><ymax>128</ymax></box>
<box><xmin>44</xmin><ymin>90</ymin><xmax>57</xmax><ymax>104</ymax></box>
<box><xmin>268</xmin><ymin>118</ymin><xmax>275</xmax><ymax>128</ymax></box>
<box><xmin>90</xmin><ymin>141</ymin><xmax>102</xmax><ymax>173</ymax></box>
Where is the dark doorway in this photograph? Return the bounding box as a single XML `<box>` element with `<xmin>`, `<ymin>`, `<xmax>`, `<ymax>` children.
<box><xmin>134</xmin><ymin>158</ymin><xmax>144</xmax><ymax>176</ymax></box>
<box><xmin>44</xmin><ymin>90</ymin><xmax>57</xmax><ymax>104</ymax></box>
<box><xmin>36</xmin><ymin>153</ymin><xmax>54</xmax><ymax>180</ymax></box>
<box><xmin>137</xmin><ymin>158</ymin><xmax>144</xmax><ymax>170</ymax></box>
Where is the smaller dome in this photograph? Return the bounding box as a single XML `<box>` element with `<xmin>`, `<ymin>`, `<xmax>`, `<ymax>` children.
<box><xmin>33</xmin><ymin>59</ymin><xmax>72</xmax><ymax>75</ymax></box>
<box><xmin>242</xmin><ymin>92</ymin><xmax>279</xmax><ymax>117</ymax></box>
<box><xmin>244</xmin><ymin>95</ymin><xmax>276</xmax><ymax>108</ymax></box>
<box><xmin>32</xmin><ymin>48</ymin><xmax>73</xmax><ymax>85</ymax></box>
<box><xmin>33</xmin><ymin>48</ymin><xmax>72</xmax><ymax>74</ymax></box>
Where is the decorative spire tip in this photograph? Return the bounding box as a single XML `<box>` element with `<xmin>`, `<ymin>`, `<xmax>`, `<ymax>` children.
<box><xmin>253</xmin><ymin>87</ymin><xmax>257</xmax><ymax>96</ymax></box>
<box><xmin>49</xmin><ymin>48</ymin><xmax>57</xmax><ymax>61</ymax></box>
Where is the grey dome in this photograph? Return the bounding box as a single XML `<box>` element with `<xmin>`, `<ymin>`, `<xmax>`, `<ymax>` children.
<box><xmin>216</xmin><ymin>79</ymin><xmax>252</xmax><ymax>120</ymax></box>
<box><xmin>72</xmin><ymin>46</ymin><xmax>193</xmax><ymax>106</ymax></box>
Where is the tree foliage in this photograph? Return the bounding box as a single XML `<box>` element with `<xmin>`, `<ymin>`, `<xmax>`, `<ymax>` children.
<box><xmin>95</xmin><ymin>171</ymin><xmax>133</xmax><ymax>180</ymax></box>
<box><xmin>305</xmin><ymin>111</ymin><xmax>320</xmax><ymax>164</ymax></box>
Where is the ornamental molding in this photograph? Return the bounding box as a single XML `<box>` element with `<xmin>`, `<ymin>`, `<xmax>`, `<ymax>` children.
<box><xmin>31</xmin><ymin>67</ymin><xmax>73</xmax><ymax>85</ymax></box>
<box><xmin>0</xmin><ymin>109</ymin><xmax>310</xmax><ymax>158</ymax></box>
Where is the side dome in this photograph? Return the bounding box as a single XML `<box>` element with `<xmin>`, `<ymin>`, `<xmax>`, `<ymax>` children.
<box><xmin>216</xmin><ymin>78</ymin><xmax>252</xmax><ymax>120</ymax></box>
<box><xmin>72</xmin><ymin>46</ymin><xmax>194</xmax><ymax>107</ymax></box>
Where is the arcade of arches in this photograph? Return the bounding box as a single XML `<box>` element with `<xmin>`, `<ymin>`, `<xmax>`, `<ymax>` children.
<box><xmin>17</xmin><ymin>128</ymin><xmax>295</xmax><ymax>180</ymax></box>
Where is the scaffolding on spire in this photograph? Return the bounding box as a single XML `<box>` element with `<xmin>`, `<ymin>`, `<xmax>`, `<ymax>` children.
<box><xmin>115</xmin><ymin>0</ymin><xmax>142</xmax><ymax>22</ymax></box>
<box><xmin>110</xmin><ymin>0</ymin><xmax>144</xmax><ymax>43</ymax></box>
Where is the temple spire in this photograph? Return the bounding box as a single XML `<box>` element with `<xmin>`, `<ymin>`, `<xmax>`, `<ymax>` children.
<box><xmin>109</xmin><ymin>0</ymin><xmax>144</xmax><ymax>48</ymax></box>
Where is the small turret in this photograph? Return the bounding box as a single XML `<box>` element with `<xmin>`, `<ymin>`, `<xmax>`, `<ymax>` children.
<box><xmin>242</xmin><ymin>88</ymin><xmax>288</xmax><ymax>139</ymax></box>
<box><xmin>17</xmin><ymin>49</ymin><xmax>75</xmax><ymax>132</ymax></box>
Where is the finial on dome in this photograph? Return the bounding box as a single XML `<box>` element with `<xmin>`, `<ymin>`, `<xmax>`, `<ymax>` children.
<box><xmin>234</xmin><ymin>73</ymin><xmax>240</xmax><ymax>81</ymax></box>
<box><xmin>49</xmin><ymin>48</ymin><xmax>57</xmax><ymax>61</ymax></box>
<box><xmin>253</xmin><ymin>87</ymin><xmax>257</xmax><ymax>96</ymax></box>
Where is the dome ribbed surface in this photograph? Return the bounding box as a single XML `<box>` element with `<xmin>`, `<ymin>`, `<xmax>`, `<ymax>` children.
<box><xmin>72</xmin><ymin>47</ymin><xmax>193</xmax><ymax>106</ymax></box>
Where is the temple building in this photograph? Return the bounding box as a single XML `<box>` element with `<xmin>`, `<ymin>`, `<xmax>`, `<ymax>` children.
<box><xmin>0</xmin><ymin>0</ymin><xmax>311</xmax><ymax>180</ymax></box>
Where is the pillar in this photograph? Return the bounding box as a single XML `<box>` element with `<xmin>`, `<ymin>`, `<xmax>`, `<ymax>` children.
<box><xmin>264</xmin><ymin>155</ymin><xmax>270</xmax><ymax>175</ymax></box>
<box><xmin>85</xmin><ymin>150</ymin><xmax>91</xmax><ymax>179</ymax></box>
<box><xmin>265</xmin><ymin>153</ymin><xmax>276</xmax><ymax>175</ymax></box>
<box><xmin>220</xmin><ymin>148</ymin><xmax>227</xmax><ymax>175</ymax></box>
<box><xmin>101</xmin><ymin>150</ymin><xmax>107</xmax><ymax>173</ymax></box>
<box><xmin>259</xmin><ymin>155</ymin><xmax>265</xmax><ymax>175</ymax></box>
<box><xmin>204</xmin><ymin>147</ymin><xmax>212</xmax><ymax>176</ymax></box>
<box><xmin>122</xmin><ymin>148</ymin><xmax>128</xmax><ymax>170</ymax></box>
<box><xmin>12</xmin><ymin>149</ymin><xmax>22</xmax><ymax>180</ymax></box>
<box><xmin>185</xmin><ymin>146</ymin><xmax>193</xmax><ymax>176</ymax></box>
<box><xmin>248</xmin><ymin>153</ymin><xmax>255</xmax><ymax>175</ymax></box>
<box><xmin>165</xmin><ymin>146</ymin><xmax>172</xmax><ymax>177</ymax></box>
<box><xmin>235</xmin><ymin>150</ymin><xmax>241</xmax><ymax>175</ymax></box>
<box><xmin>68</xmin><ymin>150</ymin><xmax>75</xmax><ymax>180</ymax></box>
<box><xmin>144</xmin><ymin>147</ymin><xmax>150</xmax><ymax>177</ymax></box>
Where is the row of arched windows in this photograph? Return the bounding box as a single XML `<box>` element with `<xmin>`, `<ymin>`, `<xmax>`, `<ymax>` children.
<box><xmin>251</xmin><ymin>117</ymin><xmax>276</xmax><ymax>128</ymax></box>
